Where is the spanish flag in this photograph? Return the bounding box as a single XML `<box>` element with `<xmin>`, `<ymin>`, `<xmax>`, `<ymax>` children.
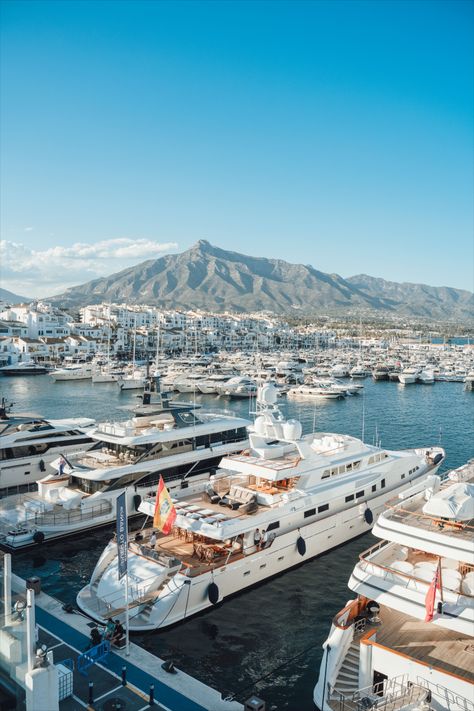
<box><xmin>424</xmin><ymin>559</ymin><xmax>441</xmax><ymax>622</ymax></box>
<box><xmin>153</xmin><ymin>475</ymin><xmax>177</xmax><ymax>534</ymax></box>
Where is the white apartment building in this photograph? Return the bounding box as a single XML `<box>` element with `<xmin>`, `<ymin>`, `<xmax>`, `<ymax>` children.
<box><xmin>0</xmin><ymin>302</ymin><xmax>71</xmax><ymax>339</ymax></box>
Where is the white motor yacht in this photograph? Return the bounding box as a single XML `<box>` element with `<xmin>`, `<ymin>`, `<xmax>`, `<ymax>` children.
<box><xmin>398</xmin><ymin>367</ymin><xmax>419</xmax><ymax>385</ymax></box>
<box><xmin>372</xmin><ymin>365</ymin><xmax>390</xmax><ymax>381</ymax></box>
<box><xmin>0</xmin><ymin>413</ymin><xmax>96</xmax><ymax>495</ymax></box>
<box><xmin>330</xmin><ymin>364</ymin><xmax>350</xmax><ymax>378</ymax></box>
<box><xmin>0</xmin><ymin>400</ymin><xmax>250</xmax><ymax>549</ymax></box>
<box><xmin>314</xmin><ymin>378</ymin><xmax>363</xmax><ymax>396</ymax></box>
<box><xmin>198</xmin><ymin>374</ymin><xmax>234</xmax><ymax>394</ymax></box>
<box><xmin>174</xmin><ymin>373</ymin><xmax>206</xmax><ymax>393</ymax></box>
<box><xmin>50</xmin><ymin>364</ymin><xmax>93</xmax><ymax>381</ymax></box>
<box><xmin>0</xmin><ymin>361</ymin><xmax>49</xmax><ymax>376</ymax></box>
<box><xmin>76</xmin><ymin>384</ymin><xmax>444</xmax><ymax>631</ymax></box>
<box><xmin>287</xmin><ymin>384</ymin><xmax>344</xmax><ymax>400</ymax></box>
<box><xmin>313</xmin><ymin>460</ymin><xmax>474</xmax><ymax>711</ymax></box>
<box><xmin>464</xmin><ymin>371</ymin><xmax>474</xmax><ymax>391</ymax></box>
<box><xmin>350</xmin><ymin>365</ymin><xmax>369</xmax><ymax>379</ymax></box>
<box><xmin>116</xmin><ymin>369</ymin><xmax>147</xmax><ymax>390</ymax></box>
<box><xmin>417</xmin><ymin>368</ymin><xmax>435</xmax><ymax>384</ymax></box>
<box><xmin>92</xmin><ymin>367</ymin><xmax>120</xmax><ymax>383</ymax></box>
<box><xmin>217</xmin><ymin>376</ymin><xmax>258</xmax><ymax>398</ymax></box>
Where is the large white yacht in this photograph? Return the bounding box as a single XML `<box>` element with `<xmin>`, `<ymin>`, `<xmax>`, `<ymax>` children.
<box><xmin>0</xmin><ymin>410</ymin><xmax>96</xmax><ymax>495</ymax></box>
<box><xmin>313</xmin><ymin>460</ymin><xmax>474</xmax><ymax>711</ymax></box>
<box><xmin>217</xmin><ymin>376</ymin><xmax>258</xmax><ymax>398</ymax></box>
<box><xmin>76</xmin><ymin>384</ymin><xmax>444</xmax><ymax>631</ymax></box>
<box><xmin>398</xmin><ymin>367</ymin><xmax>419</xmax><ymax>385</ymax></box>
<box><xmin>49</xmin><ymin>364</ymin><xmax>93</xmax><ymax>381</ymax></box>
<box><xmin>0</xmin><ymin>397</ymin><xmax>250</xmax><ymax>549</ymax></box>
<box><xmin>287</xmin><ymin>383</ymin><xmax>344</xmax><ymax>400</ymax></box>
<box><xmin>116</xmin><ymin>369</ymin><xmax>147</xmax><ymax>390</ymax></box>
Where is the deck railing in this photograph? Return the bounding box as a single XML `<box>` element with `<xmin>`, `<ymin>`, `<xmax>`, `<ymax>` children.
<box><xmin>383</xmin><ymin>504</ymin><xmax>474</xmax><ymax>540</ymax></box>
<box><xmin>0</xmin><ymin>499</ymin><xmax>113</xmax><ymax>533</ymax></box>
<box><xmin>33</xmin><ymin>500</ymin><xmax>113</xmax><ymax>526</ymax></box>
<box><xmin>334</xmin><ymin>675</ymin><xmax>430</xmax><ymax>711</ymax></box>
<box><xmin>358</xmin><ymin>540</ymin><xmax>474</xmax><ymax>600</ymax></box>
<box><xmin>415</xmin><ymin>676</ymin><xmax>474</xmax><ymax>711</ymax></box>
<box><xmin>87</xmin><ymin>571</ymin><xmax>180</xmax><ymax>618</ymax></box>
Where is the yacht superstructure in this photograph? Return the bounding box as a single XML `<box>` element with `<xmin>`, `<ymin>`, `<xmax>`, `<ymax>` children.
<box><xmin>0</xmin><ymin>413</ymin><xmax>96</xmax><ymax>495</ymax></box>
<box><xmin>313</xmin><ymin>460</ymin><xmax>474</xmax><ymax>711</ymax></box>
<box><xmin>0</xmin><ymin>399</ymin><xmax>250</xmax><ymax>549</ymax></box>
<box><xmin>76</xmin><ymin>384</ymin><xmax>444</xmax><ymax>631</ymax></box>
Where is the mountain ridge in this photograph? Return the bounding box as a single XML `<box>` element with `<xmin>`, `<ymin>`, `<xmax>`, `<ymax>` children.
<box><xmin>0</xmin><ymin>287</ymin><xmax>30</xmax><ymax>304</ymax></box>
<box><xmin>46</xmin><ymin>241</ymin><xmax>473</xmax><ymax>321</ymax></box>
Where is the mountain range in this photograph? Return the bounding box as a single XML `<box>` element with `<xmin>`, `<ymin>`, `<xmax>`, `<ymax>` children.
<box><xmin>0</xmin><ymin>287</ymin><xmax>30</xmax><ymax>304</ymax></box>
<box><xmin>45</xmin><ymin>240</ymin><xmax>473</xmax><ymax>321</ymax></box>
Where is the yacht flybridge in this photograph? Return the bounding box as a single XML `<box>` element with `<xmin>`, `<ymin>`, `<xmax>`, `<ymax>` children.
<box><xmin>0</xmin><ymin>396</ymin><xmax>250</xmax><ymax>549</ymax></box>
<box><xmin>313</xmin><ymin>459</ymin><xmax>474</xmax><ymax>711</ymax></box>
<box><xmin>76</xmin><ymin>384</ymin><xmax>444</xmax><ymax>631</ymax></box>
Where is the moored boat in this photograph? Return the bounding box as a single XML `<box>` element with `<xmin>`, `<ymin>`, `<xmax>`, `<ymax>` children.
<box><xmin>76</xmin><ymin>384</ymin><xmax>445</xmax><ymax>631</ymax></box>
<box><xmin>313</xmin><ymin>459</ymin><xmax>474</xmax><ymax>711</ymax></box>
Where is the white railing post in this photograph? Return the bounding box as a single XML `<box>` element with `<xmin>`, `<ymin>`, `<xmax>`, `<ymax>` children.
<box><xmin>26</xmin><ymin>588</ymin><xmax>36</xmax><ymax>673</ymax></box>
<box><xmin>3</xmin><ymin>553</ymin><xmax>11</xmax><ymax>625</ymax></box>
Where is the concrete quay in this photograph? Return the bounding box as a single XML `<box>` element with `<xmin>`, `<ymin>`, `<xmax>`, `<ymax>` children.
<box><xmin>10</xmin><ymin>572</ymin><xmax>243</xmax><ymax>711</ymax></box>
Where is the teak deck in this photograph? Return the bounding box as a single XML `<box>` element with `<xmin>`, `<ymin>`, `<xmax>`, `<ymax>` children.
<box><xmin>369</xmin><ymin>605</ymin><xmax>474</xmax><ymax>683</ymax></box>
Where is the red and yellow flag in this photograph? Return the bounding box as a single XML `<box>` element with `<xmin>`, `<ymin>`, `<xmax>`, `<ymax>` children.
<box><xmin>424</xmin><ymin>560</ymin><xmax>441</xmax><ymax>622</ymax></box>
<box><xmin>153</xmin><ymin>475</ymin><xmax>177</xmax><ymax>534</ymax></box>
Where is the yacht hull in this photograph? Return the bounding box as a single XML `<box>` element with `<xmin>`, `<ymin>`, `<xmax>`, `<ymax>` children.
<box><xmin>76</xmin><ymin>465</ymin><xmax>443</xmax><ymax>631</ymax></box>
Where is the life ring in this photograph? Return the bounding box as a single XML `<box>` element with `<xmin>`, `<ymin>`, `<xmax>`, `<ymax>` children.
<box><xmin>364</xmin><ymin>508</ymin><xmax>374</xmax><ymax>525</ymax></box>
<box><xmin>208</xmin><ymin>582</ymin><xmax>219</xmax><ymax>605</ymax></box>
<box><xmin>296</xmin><ymin>536</ymin><xmax>306</xmax><ymax>556</ymax></box>
<box><xmin>33</xmin><ymin>531</ymin><xmax>45</xmax><ymax>545</ymax></box>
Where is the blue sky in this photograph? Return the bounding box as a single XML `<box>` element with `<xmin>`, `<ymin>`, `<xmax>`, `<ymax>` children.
<box><xmin>1</xmin><ymin>0</ymin><xmax>473</xmax><ymax>297</ymax></box>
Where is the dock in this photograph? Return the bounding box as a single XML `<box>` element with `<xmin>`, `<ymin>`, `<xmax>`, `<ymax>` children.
<box><xmin>3</xmin><ymin>567</ymin><xmax>243</xmax><ymax>711</ymax></box>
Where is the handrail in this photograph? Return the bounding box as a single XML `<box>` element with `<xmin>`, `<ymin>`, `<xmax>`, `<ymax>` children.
<box><xmin>358</xmin><ymin>541</ymin><xmax>474</xmax><ymax>600</ymax></box>
<box><xmin>335</xmin><ymin>676</ymin><xmax>430</xmax><ymax>711</ymax></box>
<box><xmin>332</xmin><ymin>597</ymin><xmax>368</xmax><ymax>630</ymax></box>
<box><xmin>415</xmin><ymin>675</ymin><xmax>474</xmax><ymax>711</ymax></box>
<box><xmin>32</xmin><ymin>501</ymin><xmax>113</xmax><ymax>526</ymax></box>
<box><xmin>383</xmin><ymin>502</ymin><xmax>474</xmax><ymax>534</ymax></box>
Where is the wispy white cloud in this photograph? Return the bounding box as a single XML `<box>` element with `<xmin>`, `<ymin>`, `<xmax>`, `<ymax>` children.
<box><xmin>0</xmin><ymin>238</ymin><xmax>178</xmax><ymax>298</ymax></box>
<box><xmin>24</xmin><ymin>227</ymin><xmax>34</xmax><ymax>232</ymax></box>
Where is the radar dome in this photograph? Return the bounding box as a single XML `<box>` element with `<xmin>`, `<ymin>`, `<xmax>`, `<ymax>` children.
<box><xmin>283</xmin><ymin>419</ymin><xmax>302</xmax><ymax>440</ymax></box>
<box><xmin>254</xmin><ymin>416</ymin><xmax>266</xmax><ymax>435</ymax></box>
<box><xmin>257</xmin><ymin>383</ymin><xmax>278</xmax><ymax>405</ymax></box>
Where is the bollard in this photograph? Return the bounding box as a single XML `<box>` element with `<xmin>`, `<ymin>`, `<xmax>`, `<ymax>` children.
<box><xmin>149</xmin><ymin>683</ymin><xmax>155</xmax><ymax>706</ymax></box>
<box><xmin>88</xmin><ymin>680</ymin><xmax>94</xmax><ymax>706</ymax></box>
<box><xmin>122</xmin><ymin>665</ymin><xmax>127</xmax><ymax>686</ymax></box>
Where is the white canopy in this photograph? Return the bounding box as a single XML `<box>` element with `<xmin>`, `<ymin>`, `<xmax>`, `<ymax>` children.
<box><xmin>423</xmin><ymin>482</ymin><xmax>474</xmax><ymax>522</ymax></box>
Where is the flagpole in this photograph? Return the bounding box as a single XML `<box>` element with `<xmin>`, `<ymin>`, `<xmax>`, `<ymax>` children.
<box><xmin>125</xmin><ymin>496</ymin><xmax>130</xmax><ymax>657</ymax></box>
<box><xmin>116</xmin><ymin>492</ymin><xmax>131</xmax><ymax>657</ymax></box>
<box><xmin>125</xmin><ymin>563</ymin><xmax>130</xmax><ymax>656</ymax></box>
<box><xmin>438</xmin><ymin>556</ymin><xmax>444</xmax><ymax>604</ymax></box>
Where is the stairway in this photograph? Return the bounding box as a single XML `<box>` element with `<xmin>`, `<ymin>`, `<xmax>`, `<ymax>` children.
<box><xmin>329</xmin><ymin>641</ymin><xmax>361</xmax><ymax>709</ymax></box>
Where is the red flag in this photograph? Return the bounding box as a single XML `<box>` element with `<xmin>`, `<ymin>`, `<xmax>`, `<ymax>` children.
<box><xmin>153</xmin><ymin>476</ymin><xmax>177</xmax><ymax>535</ymax></box>
<box><xmin>424</xmin><ymin>561</ymin><xmax>441</xmax><ymax>622</ymax></box>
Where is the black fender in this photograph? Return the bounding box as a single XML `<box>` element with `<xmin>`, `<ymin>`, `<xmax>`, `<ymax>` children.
<box><xmin>208</xmin><ymin>582</ymin><xmax>219</xmax><ymax>605</ymax></box>
<box><xmin>296</xmin><ymin>536</ymin><xmax>306</xmax><ymax>556</ymax></box>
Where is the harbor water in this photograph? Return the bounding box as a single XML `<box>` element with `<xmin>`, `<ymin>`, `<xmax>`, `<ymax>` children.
<box><xmin>1</xmin><ymin>375</ymin><xmax>473</xmax><ymax>710</ymax></box>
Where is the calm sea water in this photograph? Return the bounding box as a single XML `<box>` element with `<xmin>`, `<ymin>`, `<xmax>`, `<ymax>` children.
<box><xmin>1</xmin><ymin>375</ymin><xmax>473</xmax><ymax>710</ymax></box>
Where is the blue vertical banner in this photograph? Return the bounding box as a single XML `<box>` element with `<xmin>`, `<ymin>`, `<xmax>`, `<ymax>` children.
<box><xmin>117</xmin><ymin>492</ymin><xmax>128</xmax><ymax>580</ymax></box>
